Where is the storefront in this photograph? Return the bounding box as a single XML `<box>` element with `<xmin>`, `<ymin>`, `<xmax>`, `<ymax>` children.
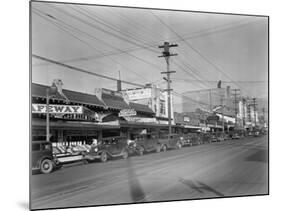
<box><xmin>32</xmin><ymin>83</ymin><xmax>159</xmax><ymax>143</ymax></box>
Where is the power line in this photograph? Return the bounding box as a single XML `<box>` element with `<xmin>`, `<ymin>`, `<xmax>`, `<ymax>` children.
<box><xmin>34</xmin><ymin>7</ymin><xmax>163</xmax><ymax>73</ymax></box>
<box><xmin>171</xmin><ymin>78</ymin><xmax>268</xmax><ymax>83</ymax></box>
<box><xmin>34</xmin><ymin>6</ymin><xmax>210</xmax><ymax>91</ymax></box>
<box><xmin>150</xmin><ymin>11</ymin><xmax>251</xmax><ymax>95</ymax></box>
<box><xmin>35</xmin><ymin>5</ymin><xmax>254</xmax><ymax>94</ymax></box>
<box><xmin>50</xmin><ymin>4</ymin><xmax>250</xmax><ymax>93</ymax></box>
<box><xmin>32</xmin><ymin>54</ymin><xmax>145</xmax><ymax>88</ymax></box>
<box><xmin>32</xmin><ymin>8</ymin><xmax>150</xmax><ymax>82</ymax></box>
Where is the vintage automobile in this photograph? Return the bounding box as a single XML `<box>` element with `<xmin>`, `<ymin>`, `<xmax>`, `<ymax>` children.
<box><xmin>181</xmin><ymin>133</ymin><xmax>201</xmax><ymax>147</ymax></box>
<box><xmin>254</xmin><ymin>130</ymin><xmax>262</xmax><ymax>137</ymax></box>
<box><xmin>32</xmin><ymin>141</ymin><xmax>56</xmax><ymax>174</ymax></box>
<box><xmin>216</xmin><ymin>132</ymin><xmax>228</xmax><ymax>142</ymax></box>
<box><xmin>210</xmin><ymin>132</ymin><xmax>219</xmax><ymax>142</ymax></box>
<box><xmin>158</xmin><ymin>133</ymin><xmax>183</xmax><ymax>151</ymax></box>
<box><xmin>131</xmin><ymin>133</ymin><xmax>162</xmax><ymax>155</ymax></box>
<box><xmin>231</xmin><ymin>132</ymin><xmax>241</xmax><ymax>139</ymax></box>
<box><xmin>85</xmin><ymin>136</ymin><xmax>130</xmax><ymax>162</ymax></box>
<box><xmin>199</xmin><ymin>132</ymin><xmax>212</xmax><ymax>144</ymax></box>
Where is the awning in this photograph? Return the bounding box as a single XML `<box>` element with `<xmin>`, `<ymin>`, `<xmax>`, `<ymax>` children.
<box><xmin>183</xmin><ymin>125</ymin><xmax>201</xmax><ymax>129</ymax></box>
<box><xmin>32</xmin><ymin>119</ymin><xmax>120</xmax><ymax>130</ymax></box>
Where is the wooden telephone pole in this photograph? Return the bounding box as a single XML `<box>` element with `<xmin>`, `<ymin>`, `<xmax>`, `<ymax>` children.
<box><xmin>159</xmin><ymin>42</ymin><xmax>178</xmax><ymax>137</ymax></box>
<box><xmin>232</xmin><ymin>89</ymin><xmax>240</xmax><ymax>128</ymax></box>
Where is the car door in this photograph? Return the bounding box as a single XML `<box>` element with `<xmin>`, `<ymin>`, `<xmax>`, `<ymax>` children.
<box><xmin>32</xmin><ymin>143</ymin><xmax>41</xmax><ymax>168</ymax></box>
<box><xmin>146</xmin><ymin>134</ymin><xmax>155</xmax><ymax>151</ymax></box>
<box><xmin>110</xmin><ymin>138</ymin><xmax>123</xmax><ymax>155</ymax></box>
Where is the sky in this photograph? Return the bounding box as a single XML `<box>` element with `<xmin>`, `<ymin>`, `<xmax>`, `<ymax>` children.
<box><xmin>31</xmin><ymin>1</ymin><xmax>268</xmax><ymax>112</ymax></box>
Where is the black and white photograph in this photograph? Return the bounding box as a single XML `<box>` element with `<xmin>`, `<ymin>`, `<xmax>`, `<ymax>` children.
<box><xmin>30</xmin><ymin>1</ymin><xmax>269</xmax><ymax>210</ymax></box>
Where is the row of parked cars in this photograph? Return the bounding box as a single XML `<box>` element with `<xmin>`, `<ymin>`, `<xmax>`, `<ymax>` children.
<box><xmin>32</xmin><ymin>130</ymin><xmax>266</xmax><ymax>174</ymax></box>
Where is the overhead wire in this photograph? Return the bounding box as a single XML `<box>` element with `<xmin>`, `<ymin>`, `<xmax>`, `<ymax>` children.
<box><xmin>32</xmin><ymin>54</ymin><xmax>145</xmax><ymax>88</ymax></box>
<box><xmin>149</xmin><ymin>10</ymin><xmax>252</xmax><ymax>96</ymax></box>
<box><xmin>32</xmin><ymin>8</ymin><xmax>151</xmax><ymax>82</ymax></box>
<box><xmin>32</xmin><ymin>5</ymin><xmax>256</xmax><ymax>109</ymax></box>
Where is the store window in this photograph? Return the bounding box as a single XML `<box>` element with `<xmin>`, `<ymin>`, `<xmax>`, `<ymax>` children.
<box><xmin>160</xmin><ymin>100</ymin><xmax>166</xmax><ymax>115</ymax></box>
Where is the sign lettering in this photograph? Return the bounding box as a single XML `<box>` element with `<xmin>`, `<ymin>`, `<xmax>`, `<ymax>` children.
<box><xmin>118</xmin><ymin>109</ymin><xmax>137</xmax><ymax>117</ymax></box>
<box><xmin>32</xmin><ymin>104</ymin><xmax>83</xmax><ymax>114</ymax></box>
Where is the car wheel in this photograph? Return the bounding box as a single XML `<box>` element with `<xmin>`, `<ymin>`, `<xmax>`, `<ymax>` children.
<box><xmin>100</xmin><ymin>151</ymin><xmax>108</xmax><ymax>162</ymax></box>
<box><xmin>40</xmin><ymin>159</ymin><xmax>54</xmax><ymax>174</ymax></box>
<box><xmin>122</xmin><ymin>150</ymin><xmax>129</xmax><ymax>159</ymax></box>
<box><xmin>162</xmin><ymin>145</ymin><xmax>167</xmax><ymax>152</ymax></box>
<box><xmin>176</xmin><ymin>142</ymin><xmax>182</xmax><ymax>149</ymax></box>
<box><xmin>137</xmin><ymin>147</ymin><xmax>144</xmax><ymax>156</ymax></box>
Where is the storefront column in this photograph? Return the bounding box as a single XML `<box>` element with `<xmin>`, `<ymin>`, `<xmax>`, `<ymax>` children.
<box><xmin>58</xmin><ymin>130</ymin><xmax>64</xmax><ymax>142</ymax></box>
<box><xmin>98</xmin><ymin>130</ymin><xmax>102</xmax><ymax>141</ymax></box>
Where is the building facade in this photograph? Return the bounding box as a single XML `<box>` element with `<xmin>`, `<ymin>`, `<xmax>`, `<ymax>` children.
<box><xmin>182</xmin><ymin>86</ymin><xmax>233</xmax><ymax>113</ymax></box>
<box><xmin>121</xmin><ymin>84</ymin><xmax>174</xmax><ymax>124</ymax></box>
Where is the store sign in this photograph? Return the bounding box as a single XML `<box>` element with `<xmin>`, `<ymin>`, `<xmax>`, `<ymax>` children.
<box><xmin>183</xmin><ymin>116</ymin><xmax>190</xmax><ymax>122</ymax></box>
<box><xmin>102</xmin><ymin>88</ymin><xmax>123</xmax><ymax>97</ymax></box>
<box><xmin>32</xmin><ymin>104</ymin><xmax>83</xmax><ymax>114</ymax></box>
<box><xmin>124</xmin><ymin>117</ymin><xmax>157</xmax><ymax>123</ymax></box>
<box><xmin>118</xmin><ymin>109</ymin><xmax>137</xmax><ymax>117</ymax></box>
<box><xmin>124</xmin><ymin>88</ymin><xmax>152</xmax><ymax>100</ymax></box>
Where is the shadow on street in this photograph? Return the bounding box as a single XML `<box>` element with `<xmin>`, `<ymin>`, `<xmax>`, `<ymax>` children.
<box><xmin>179</xmin><ymin>178</ymin><xmax>224</xmax><ymax>197</ymax></box>
<box><xmin>126</xmin><ymin>158</ymin><xmax>146</xmax><ymax>202</ymax></box>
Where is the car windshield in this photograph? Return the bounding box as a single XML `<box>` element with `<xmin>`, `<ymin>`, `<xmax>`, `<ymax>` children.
<box><xmin>42</xmin><ymin>143</ymin><xmax>52</xmax><ymax>150</ymax></box>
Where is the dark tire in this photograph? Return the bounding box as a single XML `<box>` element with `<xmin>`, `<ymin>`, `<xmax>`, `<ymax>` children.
<box><xmin>176</xmin><ymin>142</ymin><xmax>182</xmax><ymax>149</ymax></box>
<box><xmin>137</xmin><ymin>147</ymin><xmax>144</xmax><ymax>156</ymax></box>
<box><xmin>162</xmin><ymin>144</ymin><xmax>167</xmax><ymax>152</ymax></box>
<box><xmin>100</xmin><ymin>151</ymin><xmax>108</xmax><ymax>162</ymax></box>
<box><xmin>40</xmin><ymin>159</ymin><xmax>54</xmax><ymax>174</ymax></box>
<box><xmin>122</xmin><ymin>150</ymin><xmax>129</xmax><ymax>159</ymax></box>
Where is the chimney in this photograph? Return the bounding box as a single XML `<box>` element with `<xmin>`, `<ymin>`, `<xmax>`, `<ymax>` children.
<box><xmin>117</xmin><ymin>80</ymin><xmax>122</xmax><ymax>91</ymax></box>
<box><xmin>217</xmin><ymin>80</ymin><xmax>222</xmax><ymax>88</ymax></box>
<box><xmin>94</xmin><ymin>88</ymin><xmax>102</xmax><ymax>100</ymax></box>
<box><xmin>226</xmin><ymin>86</ymin><xmax>231</xmax><ymax>98</ymax></box>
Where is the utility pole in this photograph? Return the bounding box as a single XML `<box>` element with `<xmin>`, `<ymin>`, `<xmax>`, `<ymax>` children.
<box><xmin>159</xmin><ymin>42</ymin><xmax>178</xmax><ymax>137</ymax></box>
<box><xmin>242</xmin><ymin>98</ymin><xmax>246</xmax><ymax>128</ymax></box>
<box><xmin>220</xmin><ymin>97</ymin><xmax>225</xmax><ymax>133</ymax></box>
<box><xmin>232</xmin><ymin>89</ymin><xmax>240</xmax><ymax>129</ymax></box>
<box><xmin>252</xmin><ymin>98</ymin><xmax>257</xmax><ymax>127</ymax></box>
<box><xmin>262</xmin><ymin>107</ymin><xmax>265</xmax><ymax>124</ymax></box>
<box><xmin>209</xmin><ymin>89</ymin><xmax>213</xmax><ymax>112</ymax></box>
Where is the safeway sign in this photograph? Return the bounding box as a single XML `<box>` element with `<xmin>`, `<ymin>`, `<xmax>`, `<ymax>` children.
<box><xmin>32</xmin><ymin>104</ymin><xmax>83</xmax><ymax>114</ymax></box>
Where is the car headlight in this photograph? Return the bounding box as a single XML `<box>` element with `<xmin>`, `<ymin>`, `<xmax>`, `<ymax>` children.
<box><xmin>94</xmin><ymin>147</ymin><xmax>98</xmax><ymax>152</ymax></box>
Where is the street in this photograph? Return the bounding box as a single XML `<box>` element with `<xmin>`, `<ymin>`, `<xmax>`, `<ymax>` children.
<box><xmin>31</xmin><ymin>136</ymin><xmax>268</xmax><ymax>210</ymax></box>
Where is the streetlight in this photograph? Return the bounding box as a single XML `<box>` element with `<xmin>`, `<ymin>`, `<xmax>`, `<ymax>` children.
<box><xmin>46</xmin><ymin>82</ymin><xmax>58</xmax><ymax>142</ymax></box>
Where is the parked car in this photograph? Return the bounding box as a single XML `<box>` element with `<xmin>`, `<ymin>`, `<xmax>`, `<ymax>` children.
<box><xmin>85</xmin><ymin>136</ymin><xmax>130</xmax><ymax>162</ymax></box>
<box><xmin>199</xmin><ymin>132</ymin><xmax>212</xmax><ymax>144</ymax></box>
<box><xmin>181</xmin><ymin>133</ymin><xmax>201</xmax><ymax>146</ymax></box>
<box><xmin>158</xmin><ymin>133</ymin><xmax>183</xmax><ymax>151</ymax></box>
<box><xmin>254</xmin><ymin>130</ymin><xmax>262</xmax><ymax>137</ymax></box>
<box><xmin>32</xmin><ymin>141</ymin><xmax>56</xmax><ymax>174</ymax></box>
<box><xmin>217</xmin><ymin>132</ymin><xmax>228</xmax><ymax>142</ymax></box>
<box><xmin>210</xmin><ymin>132</ymin><xmax>219</xmax><ymax>142</ymax></box>
<box><xmin>232</xmin><ymin>133</ymin><xmax>241</xmax><ymax>139</ymax></box>
<box><xmin>132</xmin><ymin>133</ymin><xmax>162</xmax><ymax>155</ymax></box>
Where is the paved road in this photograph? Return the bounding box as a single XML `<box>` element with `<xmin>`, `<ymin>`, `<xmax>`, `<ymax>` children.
<box><xmin>31</xmin><ymin>136</ymin><xmax>268</xmax><ymax>210</ymax></box>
